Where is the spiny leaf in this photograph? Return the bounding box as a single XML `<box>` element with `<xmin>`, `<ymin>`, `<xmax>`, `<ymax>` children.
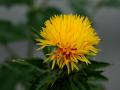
<box><xmin>8</xmin><ymin>58</ymin><xmax>49</xmax><ymax>73</ymax></box>
<box><xmin>86</xmin><ymin>70</ymin><xmax>108</xmax><ymax>81</ymax></box>
<box><xmin>0</xmin><ymin>66</ymin><xmax>20</xmax><ymax>90</ymax></box>
<box><xmin>36</xmin><ymin>73</ymin><xmax>56</xmax><ymax>90</ymax></box>
<box><xmin>2</xmin><ymin>58</ymin><xmax>50</xmax><ymax>90</ymax></box>
<box><xmin>88</xmin><ymin>60</ymin><xmax>110</xmax><ymax>69</ymax></box>
<box><xmin>87</xmin><ymin>82</ymin><xmax>105</xmax><ymax>90</ymax></box>
<box><xmin>24</xmin><ymin>58</ymin><xmax>48</xmax><ymax>70</ymax></box>
<box><xmin>70</xmin><ymin>81</ymin><xmax>79</xmax><ymax>90</ymax></box>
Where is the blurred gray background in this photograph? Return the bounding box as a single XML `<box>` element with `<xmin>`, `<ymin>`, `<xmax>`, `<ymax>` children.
<box><xmin>0</xmin><ymin>0</ymin><xmax>120</xmax><ymax>90</ymax></box>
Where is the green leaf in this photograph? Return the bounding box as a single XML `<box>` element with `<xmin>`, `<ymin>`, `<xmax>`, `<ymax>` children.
<box><xmin>1</xmin><ymin>58</ymin><xmax>50</xmax><ymax>90</ymax></box>
<box><xmin>0</xmin><ymin>66</ymin><xmax>19</xmax><ymax>90</ymax></box>
<box><xmin>36</xmin><ymin>73</ymin><xmax>51</xmax><ymax>90</ymax></box>
<box><xmin>88</xmin><ymin>60</ymin><xmax>110</xmax><ymax>69</ymax></box>
<box><xmin>70</xmin><ymin>81</ymin><xmax>79</xmax><ymax>90</ymax></box>
<box><xmin>0</xmin><ymin>58</ymin><xmax>109</xmax><ymax>90</ymax></box>
<box><xmin>72</xmin><ymin>76</ymin><xmax>86</xmax><ymax>90</ymax></box>
<box><xmin>87</xmin><ymin>82</ymin><xmax>105</xmax><ymax>90</ymax></box>
<box><xmin>24</xmin><ymin>58</ymin><xmax>46</xmax><ymax>68</ymax></box>
<box><xmin>86</xmin><ymin>70</ymin><xmax>108</xmax><ymax>81</ymax></box>
<box><xmin>7</xmin><ymin>58</ymin><xmax>49</xmax><ymax>73</ymax></box>
<box><xmin>0</xmin><ymin>21</ymin><xmax>27</xmax><ymax>44</ymax></box>
<box><xmin>0</xmin><ymin>58</ymin><xmax>51</xmax><ymax>90</ymax></box>
<box><xmin>0</xmin><ymin>0</ymin><xmax>33</xmax><ymax>6</ymax></box>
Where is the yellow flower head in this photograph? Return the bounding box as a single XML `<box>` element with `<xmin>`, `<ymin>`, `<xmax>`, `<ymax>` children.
<box><xmin>36</xmin><ymin>14</ymin><xmax>100</xmax><ymax>73</ymax></box>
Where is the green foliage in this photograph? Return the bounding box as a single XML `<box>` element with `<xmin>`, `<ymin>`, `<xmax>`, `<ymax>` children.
<box><xmin>0</xmin><ymin>21</ymin><xmax>27</xmax><ymax>44</ymax></box>
<box><xmin>0</xmin><ymin>65</ymin><xmax>20</xmax><ymax>90</ymax></box>
<box><xmin>87</xmin><ymin>81</ymin><xmax>106</xmax><ymax>90</ymax></box>
<box><xmin>0</xmin><ymin>58</ymin><xmax>109</xmax><ymax>90</ymax></box>
<box><xmin>87</xmin><ymin>60</ymin><xmax>110</xmax><ymax>69</ymax></box>
<box><xmin>0</xmin><ymin>58</ymin><xmax>49</xmax><ymax>90</ymax></box>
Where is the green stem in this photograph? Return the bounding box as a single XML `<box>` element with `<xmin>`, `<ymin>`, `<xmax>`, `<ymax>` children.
<box><xmin>82</xmin><ymin>78</ymin><xmax>91</xmax><ymax>90</ymax></box>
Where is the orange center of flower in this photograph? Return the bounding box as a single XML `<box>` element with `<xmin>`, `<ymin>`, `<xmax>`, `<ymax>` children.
<box><xmin>54</xmin><ymin>47</ymin><xmax>78</xmax><ymax>63</ymax></box>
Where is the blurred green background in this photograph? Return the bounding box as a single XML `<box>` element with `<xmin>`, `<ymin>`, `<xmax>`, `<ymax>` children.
<box><xmin>0</xmin><ymin>0</ymin><xmax>120</xmax><ymax>90</ymax></box>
